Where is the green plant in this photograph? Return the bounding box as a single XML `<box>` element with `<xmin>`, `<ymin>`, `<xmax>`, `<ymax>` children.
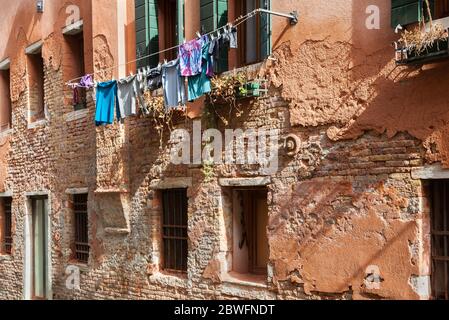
<box><xmin>201</xmin><ymin>160</ymin><xmax>215</xmax><ymax>183</ymax></box>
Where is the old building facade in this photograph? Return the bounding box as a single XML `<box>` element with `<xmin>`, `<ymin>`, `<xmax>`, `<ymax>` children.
<box><xmin>1</xmin><ymin>0</ymin><xmax>449</xmax><ymax>300</ymax></box>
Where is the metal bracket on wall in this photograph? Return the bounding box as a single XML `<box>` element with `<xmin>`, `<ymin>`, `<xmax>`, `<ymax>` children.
<box><xmin>258</xmin><ymin>8</ymin><xmax>299</xmax><ymax>25</ymax></box>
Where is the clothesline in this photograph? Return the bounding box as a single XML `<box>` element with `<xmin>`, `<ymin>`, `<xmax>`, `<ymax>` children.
<box><xmin>65</xmin><ymin>8</ymin><xmax>262</xmax><ymax>86</ymax></box>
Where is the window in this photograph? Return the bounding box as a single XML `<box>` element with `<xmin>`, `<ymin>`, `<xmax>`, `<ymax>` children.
<box><xmin>135</xmin><ymin>0</ymin><xmax>184</xmax><ymax>68</ymax></box>
<box><xmin>74</xmin><ymin>194</ymin><xmax>89</xmax><ymax>263</ymax></box>
<box><xmin>200</xmin><ymin>0</ymin><xmax>229</xmax><ymax>72</ymax></box>
<box><xmin>0</xmin><ymin>62</ymin><xmax>12</xmax><ymax>132</ymax></box>
<box><xmin>232</xmin><ymin>188</ymin><xmax>268</xmax><ymax>276</ymax></box>
<box><xmin>391</xmin><ymin>0</ymin><xmax>449</xmax><ymax>28</ymax></box>
<box><xmin>64</xmin><ymin>29</ymin><xmax>86</xmax><ymax>111</ymax></box>
<box><xmin>0</xmin><ymin>197</ymin><xmax>12</xmax><ymax>255</ymax></box>
<box><xmin>435</xmin><ymin>0</ymin><xmax>449</xmax><ymax>19</ymax></box>
<box><xmin>162</xmin><ymin>189</ymin><xmax>188</xmax><ymax>273</ymax></box>
<box><xmin>429</xmin><ymin>180</ymin><xmax>449</xmax><ymax>300</ymax></box>
<box><xmin>235</xmin><ymin>0</ymin><xmax>271</xmax><ymax>67</ymax></box>
<box><xmin>26</xmin><ymin>45</ymin><xmax>45</xmax><ymax>123</ymax></box>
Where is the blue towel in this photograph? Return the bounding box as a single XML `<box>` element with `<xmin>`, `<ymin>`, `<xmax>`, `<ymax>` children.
<box><xmin>95</xmin><ymin>80</ymin><xmax>120</xmax><ymax>126</ymax></box>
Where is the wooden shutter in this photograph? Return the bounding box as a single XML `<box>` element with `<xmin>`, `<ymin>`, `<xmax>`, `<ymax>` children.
<box><xmin>135</xmin><ymin>0</ymin><xmax>159</xmax><ymax>68</ymax></box>
<box><xmin>391</xmin><ymin>0</ymin><xmax>435</xmax><ymax>28</ymax></box>
<box><xmin>200</xmin><ymin>0</ymin><xmax>228</xmax><ymax>72</ymax></box>
<box><xmin>260</xmin><ymin>0</ymin><xmax>271</xmax><ymax>60</ymax></box>
<box><xmin>177</xmin><ymin>0</ymin><xmax>185</xmax><ymax>45</ymax></box>
<box><xmin>200</xmin><ymin>0</ymin><xmax>215</xmax><ymax>33</ymax></box>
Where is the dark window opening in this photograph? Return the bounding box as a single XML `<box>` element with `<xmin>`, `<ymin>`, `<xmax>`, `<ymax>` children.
<box><xmin>159</xmin><ymin>0</ymin><xmax>179</xmax><ymax>61</ymax></box>
<box><xmin>434</xmin><ymin>0</ymin><xmax>449</xmax><ymax>19</ymax></box>
<box><xmin>235</xmin><ymin>0</ymin><xmax>271</xmax><ymax>67</ymax></box>
<box><xmin>74</xmin><ymin>194</ymin><xmax>89</xmax><ymax>264</ymax></box>
<box><xmin>27</xmin><ymin>50</ymin><xmax>45</xmax><ymax>122</ymax></box>
<box><xmin>0</xmin><ymin>68</ymin><xmax>12</xmax><ymax>132</ymax></box>
<box><xmin>1</xmin><ymin>197</ymin><xmax>12</xmax><ymax>255</ymax></box>
<box><xmin>162</xmin><ymin>189</ymin><xmax>188</xmax><ymax>273</ymax></box>
<box><xmin>233</xmin><ymin>188</ymin><xmax>269</xmax><ymax>277</ymax></box>
<box><xmin>429</xmin><ymin>180</ymin><xmax>449</xmax><ymax>300</ymax></box>
<box><xmin>64</xmin><ymin>32</ymin><xmax>86</xmax><ymax>111</ymax></box>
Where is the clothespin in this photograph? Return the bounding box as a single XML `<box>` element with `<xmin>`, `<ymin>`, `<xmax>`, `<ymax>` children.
<box><xmin>146</xmin><ymin>66</ymin><xmax>151</xmax><ymax>74</ymax></box>
<box><xmin>217</xmin><ymin>29</ymin><xmax>221</xmax><ymax>37</ymax></box>
<box><xmin>164</xmin><ymin>59</ymin><xmax>168</xmax><ymax>65</ymax></box>
<box><xmin>183</xmin><ymin>38</ymin><xmax>187</xmax><ymax>44</ymax></box>
<box><xmin>210</xmin><ymin>34</ymin><xmax>215</xmax><ymax>41</ymax></box>
<box><xmin>196</xmin><ymin>31</ymin><xmax>202</xmax><ymax>39</ymax></box>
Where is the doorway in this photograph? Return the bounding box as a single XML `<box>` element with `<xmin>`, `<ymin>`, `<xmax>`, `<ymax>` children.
<box><xmin>31</xmin><ymin>196</ymin><xmax>48</xmax><ymax>300</ymax></box>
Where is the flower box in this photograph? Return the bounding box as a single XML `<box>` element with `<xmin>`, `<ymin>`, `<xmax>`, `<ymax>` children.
<box><xmin>236</xmin><ymin>79</ymin><xmax>268</xmax><ymax>99</ymax></box>
<box><xmin>395</xmin><ymin>31</ymin><xmax>449</xmax><ymax>65</ymax></box>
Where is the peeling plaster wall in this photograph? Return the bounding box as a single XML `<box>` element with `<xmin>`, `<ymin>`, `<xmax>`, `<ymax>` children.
<box><xmin>267</xmin><ymin>0</ymin><xmax>449</xmax><ymax>167</ymax></box>
<box><xmin>0</xmin><ymin>0</ymin><xmax>438</xmax><ymax>300</ymax></box>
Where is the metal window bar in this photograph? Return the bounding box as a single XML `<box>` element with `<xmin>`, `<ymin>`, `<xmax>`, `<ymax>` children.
<box><xmin>430</xmin><ymin>180</ymin><xmax>449</xmax><ymax>300</ymax></box>
<box><xmin>162</xmin><ymin>189</ymin><xmax>188</xmax><ymax>273</ymax></box>
<box><xmin>3</xmin><ymin>197</ymin><xmax>12</xmax><ymax>254</ymax></box>
<box><xmin>74</xmin><ymin>194</ymin><xmax>89</xmax><ymax>263</ymax></box>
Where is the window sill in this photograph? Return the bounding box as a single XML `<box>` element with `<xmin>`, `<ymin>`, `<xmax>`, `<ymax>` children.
<box><xmin>221</xmin><ymin>272</ymin><xmax>268</xmax><ymax>288</ymax></box>
<box><xmin>28</xmin><ymin>119</ymin><xmax>48</xmax><ymax>130</ymax></box>
<box><xmin>220</xmin><ymin>62</ymin><xmax>264</xmax><ymax>80</ymax></box>
<box><xmin>0</xmin><ymin>128</ymin><xmax>12</xmax><ymax>139</ymax></box>
<box><xmin>148</xmin><ymin>271</ymin><xmax>188</xmax><ymax>288</ymax></box>
<box><xmin>64</xmin><ymin>108</ymin><xmax>89</xmax><ymax>122</ymax></box>
<box><xmin>0</xmin><ymin>254</ymin><xmax>13</xmax><ymax>262</ymax></box>
<box><xmin>67</xmin><ymin>261</ymin><xmax>89</xmax><ymax>272</ymax></box>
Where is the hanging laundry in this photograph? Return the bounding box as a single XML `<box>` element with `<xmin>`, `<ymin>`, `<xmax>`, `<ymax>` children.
<box><xmin>95</xmin><ymin>80</ymin><xmax>119</xmax><ymax>126</ymax></box>
<box><xmin>117</xmin><ymin>75</ymin><xmax>138</xmax><ymax>119</ymax></box>
<box><xmin>79</xmin><ymin>74</ymin><xmax>95</xmax><ymax>88</ymax></box>
<box><xmin>188</xmin><ymin>41</ymin><xmax>213</xmax><ymax>101</ymax></box>
<box><xmin>68</xmin><ymin>83</ymin><xmax>79</xmax><ymax>105</ymax></box>
<box><xmin>136</xmin><ymin>70</ymin><xmax>150</xmax><ymax>115</ymax></box>
<box><xmin>147</xmin><ymin>65</ymin><xmax>163</xmax><ymax>91</ymax></box>
<box><xmin>179</xmin><ymin>38</ymin><xmax>204</xmax><ymax>77</ymax></box>
<box><xmin>162</xmin><ymin>59</ymin><xmax>187</xmax><ymax>109</ymax></box>
<box><xmin>229</xmin><ymin>26</ymin><xmax>238</xmax><ymax>49</ymax></box>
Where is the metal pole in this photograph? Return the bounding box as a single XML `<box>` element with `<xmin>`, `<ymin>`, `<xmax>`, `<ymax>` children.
<box><xmin>257</xmin><ymin>8</ymin><xmax>299</xmax><ymax>25</ymax></box>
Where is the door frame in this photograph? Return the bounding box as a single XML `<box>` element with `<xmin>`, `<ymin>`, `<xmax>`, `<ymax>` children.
<box><xmin>23</xmin><ymin>191</ymin><xmax>52</xmax><ymax>300</ymax></box>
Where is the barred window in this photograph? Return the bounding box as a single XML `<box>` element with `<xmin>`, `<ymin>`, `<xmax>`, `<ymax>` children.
<box><xmin>162</xmin><ymin>189</ymin><xmax>188</xmax><ymax>272</ymax></box>
<box><xmin>74</xmin><ymin>194</ymin><xmax>89</xmax><ymax>263</ymax></box>
<box><xmin>430</xmin><ymin>180</ymin><xmax>449</xmax><ymax>300</ymax></box>
<box><xmin>1</xmin><ymin>197</ymin><xmax>12</xmax><ymax>255</ymax></box>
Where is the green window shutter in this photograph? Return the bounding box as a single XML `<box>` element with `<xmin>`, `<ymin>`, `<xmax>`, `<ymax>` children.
<box><xmin>260</xmin><ymin>0</ymin><xmax>271</xmax><ymax>60</ymax></box>
<box><xmin>135</xmin><ymin>0</ymin><xmax>159</xmax><ymax>68</ymax></box>
<box><xmin>200</xmin><ymin>0</ymin><xmax>228</xmax><ymax>73</ymax></box>
<box><xmin>147</xmin><ymin>0</ymin><xmax>159</xmax><ymax>67</ymax></box>
<box><xmin>391</xmin><ymin>0</ymin><xmax>435</xmax><ymax>28</ymax></box>
<box><xmin>217</xmin><ymin>0</ymin><xmax>228</xmax><ymax>72</ymax></box>
<box><xmin>200</xmin><ymin>0</ymin><xmax>215</xmax><ymax>33</ymax></box>
<box><xmin>177</xmin><ymin>0</ymin><xmax>185</xmax><ymax>45</ymax></box>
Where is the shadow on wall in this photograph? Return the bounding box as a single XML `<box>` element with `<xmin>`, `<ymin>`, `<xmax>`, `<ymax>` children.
<box><xmin>266</xmin><ymin>0</ymin><xmax>449</xmax><ymax>167</ymax></box>
<box><xmin>333</xmin><ymin>0</ymin><xmax>449</xmax><ymax>164</ymax></box>
<box><xmin>269</xmin><ymin>177</ymin><xmax>420</xmax><ymax>299</ymax></box>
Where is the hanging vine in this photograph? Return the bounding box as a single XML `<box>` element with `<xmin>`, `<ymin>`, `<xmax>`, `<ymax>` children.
<box><xmin>142</xmin><ymin>91</ymin><xmax>176</xmax><ymax>149</ymax></box>
<box><xmin>204</xmin><ymin>72</ymin><xmax>249</xmax><ymax>127</ymax></box>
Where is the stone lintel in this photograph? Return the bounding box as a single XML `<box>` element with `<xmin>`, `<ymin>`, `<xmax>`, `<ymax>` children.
<box><xmin>411</xmin><ymin>164</ymin><xmax>449</xmax><ymax>180</ymax></box>
<box><xmin>150</xmin><ymin>178</ymin><xmax>192</xmax><ymax>190</ymax></box>
<box><xmin>219</xmin><ymin>177</ymin><xmax>271</xmax><ymax>187</ymax></box>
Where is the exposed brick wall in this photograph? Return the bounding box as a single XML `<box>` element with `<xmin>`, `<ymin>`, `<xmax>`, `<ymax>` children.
<box><xmin>0</xmin><ymin>4</ymin><xmax>435</xmax><ymax>301</ymax></box>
